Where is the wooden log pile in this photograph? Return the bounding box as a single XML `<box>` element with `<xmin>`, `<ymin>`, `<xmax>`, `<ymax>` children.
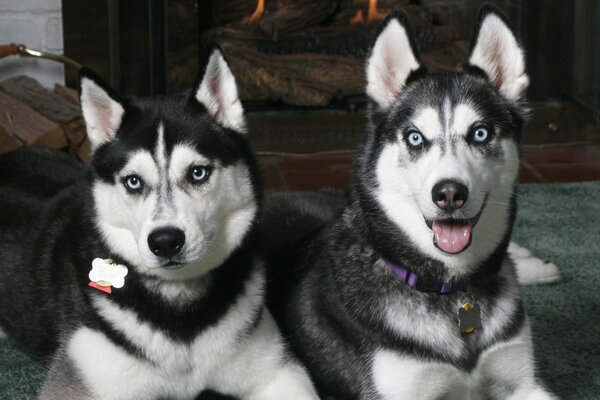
<box><xmin>0</xmin><ymin>76</ymin><xmax>89</xmax><ymax>161</ymax></box>
<box><xmin>197</xmin><ymin>0</ymin><xmax>473</xmax><ymax>106</ymax></box>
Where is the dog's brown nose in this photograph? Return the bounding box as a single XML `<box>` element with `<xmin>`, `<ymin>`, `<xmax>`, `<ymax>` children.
<box><xmin>432</xmin><ymin>180</ymin><xmax>468</xmax><ymax>211</ymax></box>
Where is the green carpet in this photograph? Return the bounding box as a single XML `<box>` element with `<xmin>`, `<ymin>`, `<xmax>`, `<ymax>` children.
<box><xmin>512</xmin><ymin>182</ymin><xmax>600</xmax><ymax>399</ymax></box>
<box><xmin>0</xmin><ymin>182</ymin><xmax>598</xmax><ymax>399</ymax></box>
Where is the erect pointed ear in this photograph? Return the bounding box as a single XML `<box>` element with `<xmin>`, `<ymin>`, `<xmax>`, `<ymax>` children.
<box><xmin>366</xmin><ymin>11</ymin><xmax>423</xmax><ymax>110</ymax></box>
<box><xmin>79</xmin><ymin>68</ymin><xmax>126</xmax><ymax>151</ymax></box>
<box><xmin>467</xmin><ymin>5</ymin><xmax>529</xmax><ymax>101</ymax></box>
<box><xmin>193</xmin><ymin>44</ymin><xmax>246</xmax><ymax>133</ymax></box>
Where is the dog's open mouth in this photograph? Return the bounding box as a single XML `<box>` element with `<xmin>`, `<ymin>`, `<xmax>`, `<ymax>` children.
<box><xmin>425</xmin><ymin>196</ymin><xmax>487</xmax><ymax>255</ymax></box>
<box><xmin>426</xmin><ymin>219</ymin><xmax>474</xmax><ymax>254</ymax></box>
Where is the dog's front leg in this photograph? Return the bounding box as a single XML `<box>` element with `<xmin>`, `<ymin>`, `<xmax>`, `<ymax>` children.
<box><xmin>212</xmin><ymin>310</ymin><xmax>319</xmax><ymax>400</ymax></box>
<box><xmin>46</xmin><ymin>326</ymin><xmax>164</xmax><ymax>400</ymax></box>
<box><xmin>39</xmin><ymin>349</ymin><xmax>98</xmax><ymax>400</ymax></box>
<box><xmin>247</xmin><ymin>362</ymin><xmax>319</xmax><ymax>400</ymax></box>
<box><xmin>478</xmin><ymin>323</ymin><xmax>558</xmax><ymax>400</ymax></box>
<box><xmin>370</xmin><ymin>350</ymin><xmax>468</xmax><ymax>400</ymax></box>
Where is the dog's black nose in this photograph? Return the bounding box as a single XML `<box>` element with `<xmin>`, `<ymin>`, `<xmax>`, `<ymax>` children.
<box><xmin>148</xmin><ymin>227</ymin><xmax>185</xmax><ymax>259</ymax></box>
<box><xmin>432</xmin><ymin>180</ymin><xmax>468</xmax><ymax>211</ymax></box>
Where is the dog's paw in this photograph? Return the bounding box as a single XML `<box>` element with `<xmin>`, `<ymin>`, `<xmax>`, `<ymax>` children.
<box><xmin>509</xmin><ymin>242</ymin><xmax>562</xmax><ymax>285</ymax></box>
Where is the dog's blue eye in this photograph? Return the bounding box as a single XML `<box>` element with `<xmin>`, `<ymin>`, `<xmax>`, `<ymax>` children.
<box><xmin>473</xmin><ymin>127</ymin><xmax>490</xmax><ymax>143</ymax></box>
<box><xmin>124</xmin><ymin>175</ymin><xmax>143</xmax><ymax>192</ymax></box>
<box><xmin>189</xmin><ymin>166</ymin><xmax>211</xmax><ymax>184</ymax></box>
<box><xmin>407</xmin><ymin>131</ymin><xmax>424</xmax><ymax>147</ymax></box>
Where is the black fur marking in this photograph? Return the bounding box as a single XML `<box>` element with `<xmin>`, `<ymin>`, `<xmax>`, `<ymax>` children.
<box><xmin>91</xmin><ymin>94</ymin><xmax>261</xmax><ymax>202</ymax></box>
<box><xmin>96</xmin><ymin>232</ymin><xmax>260</xmax><ymax>343</ymax></box>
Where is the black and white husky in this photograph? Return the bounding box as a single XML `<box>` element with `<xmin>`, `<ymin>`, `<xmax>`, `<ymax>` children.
<box><xmin>265</xmin><ymin>6</ymin><xmax>558</xmax><ymax>400</ymax></box>
<box><xmin>0</xmin><ymin>46</ymin><xmax>318</xmax><ymax>400</ymax></box>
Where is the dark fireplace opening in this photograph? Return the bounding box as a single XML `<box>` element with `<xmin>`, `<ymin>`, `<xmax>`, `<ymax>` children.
<box><xmin>193</xmin><ymin>0</ymin><xmax>500</xmax><ymax>110</ymax></box>
<box><xmin>63</xmin><ymin>0</ymin><xmax>598</xmax><ymax>152</ymax></box>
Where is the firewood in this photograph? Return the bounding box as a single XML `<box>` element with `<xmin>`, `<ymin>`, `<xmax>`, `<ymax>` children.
<box><xmin>0</xmin><ymin>76</ymin><xmax>80</xmax><ymax>125</ymax></box>
<box><xmin>213</xmin><ymin>0</ymin><xmax>257</xmax><ymax>24</ymax></box>
<box><xmin>421</xmin><ymin>41</ymin><xmax>469</xmax><ymax>73</ymax></box>
<box><xmin>259</xmin><ymin>0</ymin><xmax>340</xmax><ymax>38</ymax></box>
<box><xmin>54</xmin><ymin>84</ymin><xmax>80</xmax><ymax>106</ymax></box>
<box><xmin>223</xmin><ymin>45</ymin><xmax>364</xmax><ymax>106</ymax></box>
<box><xmin>0</xmin><ymin>76</ymin><xmax>86</xmax><ymax>158</ymax></box>
<box><xmin>76</xmin><ymin>137</ymin><xmax>91</xmax><ymax>164</ymax></box>
<box><xmin>0</xmin><ymin>90</ymin><xmax>66</xmax><ymax>149</ymax></box>
<box><xmin>339</xmin><ymin>0</ymin><xmax>410</xmax><ymax>11</ymax></box>
<box><xmin>205</xmin><ymin>25</ymin><xmax>375</xmax><ymax>57</ymax></box>
<box><xmin>0</xmin><ymin>122</ymin><xmax>23</xmax><ymax>154</ymax></box>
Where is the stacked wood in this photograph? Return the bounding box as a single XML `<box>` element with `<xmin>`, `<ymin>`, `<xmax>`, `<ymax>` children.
<box><xmin>0</xmin><ymin>76</ymin><xmax>89</xmax><ymax>162</ymax></box>
<box><xmin>0</xmin><ymin>90</ymin><xmax>65</xmax><ymax>149</ymax></box>
<box><xmin>196</xmin><ymin>0</ymin><xmax>478</xmax><ymax>106</ymax></box>
<box><xmin>0</xmin><ymin>117</ymin><xmax>24</xmax><ymax>153</ymax></box>
<box><xmin>54</xmin><ymin>84</ymin><xmax>80</xmax><ymax>106</ymax></box>
<box><xmin>213</xmin><ymin>0</ymin><xmax>258</xmax><ymax>25</ymax></box>
<box><xmin>258</xmin><ymin>0</ymin><xmax>340</xmax><ymax>39</ymax></box>
<box><xmin>224</xmin><ymin>45</ymin><xmax>364</xmax><ymax>106</ymax></box>
<box><xmin>205</xmin><ymin>25</ymin><xmax>375</xmax><ymax>57</ymax></box>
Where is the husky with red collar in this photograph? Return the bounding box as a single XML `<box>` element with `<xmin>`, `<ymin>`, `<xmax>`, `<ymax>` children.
<box><xmin>0</xmin><ymin>45</ymin><xmax>318</xmax><ymax>400</ymax></box>
<box><xmin>264</xmin><ymin>6</ymin><xmax>558</xmax><ymax>400</ymax></box>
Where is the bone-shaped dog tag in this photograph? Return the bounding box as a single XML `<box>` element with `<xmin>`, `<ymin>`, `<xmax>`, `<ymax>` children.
<box><xmin>458</xmin><ymin>301</ymin><xmax>481</xmax><ymax>336</ymax></box>
<box><xmin>88</xmin><ymin>258</ymin><xmax>128</xmax><ymax>294</ymax></box>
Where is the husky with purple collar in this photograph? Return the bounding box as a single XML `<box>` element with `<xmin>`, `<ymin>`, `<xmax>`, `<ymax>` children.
<box><xmin>0</xmin><ymin>45</ymin><xmax>318</xmax><ymax>400</ymax></box>
<box><xmin>264</xmin><ymin>6</ymin><xmax>559</xmax><ymax>400</ymax></box>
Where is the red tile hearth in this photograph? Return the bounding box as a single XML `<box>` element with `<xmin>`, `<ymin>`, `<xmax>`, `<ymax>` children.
<box><xmin>259</xmin><ymin>143</ymin><xmax>600</xmax><ymax>192</ymax></box>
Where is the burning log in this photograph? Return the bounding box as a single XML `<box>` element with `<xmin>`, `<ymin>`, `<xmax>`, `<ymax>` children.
<box><xmin>258</xmin><ymin>0</ymin><xmax>340</xmax><ymax>38</ymax></box>
<box><xmin>420</xmin><ymin>40</ymin><xmax>469</xmax><ymax>73</ymax></box>
<box><xmin>204</xmin><ymin>25</ymin><xmax>375</xmax><ymax>57</ymax></box>
<box><xmin>213</xmin><ymin>0</ymin><xmax>258</xmax><ymax>24</ymax></box>
<box><xmin>199</xmin><ymin>0</ymin><xmax>475</xmax><ymax>106</ymax></box>
<box><xmin>222</xmin><ymin>45</ymin><xmax>364</xmax><ymax>106</ymax></box>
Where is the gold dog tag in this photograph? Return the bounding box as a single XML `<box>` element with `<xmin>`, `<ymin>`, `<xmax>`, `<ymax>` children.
<box><xmin>458</xmin><ymin>297</ymin><xmax>481</xmax><ymax>336</ymax></box>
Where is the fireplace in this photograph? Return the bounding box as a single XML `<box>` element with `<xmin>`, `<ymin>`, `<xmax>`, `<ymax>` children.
<box><xmin>62</xmin><ymin>1</ymin><xmax>595</xmax><ymax>151</ymax></box>
<box><xmin>200</xmin><ymin>0</ymin><xmax>478</xmax><ymax>108</ymax></box>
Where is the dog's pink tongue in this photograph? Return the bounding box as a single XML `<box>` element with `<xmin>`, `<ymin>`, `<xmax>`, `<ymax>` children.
<box><xmin>433</xmin><ymin>221</ymin><xmax>472</xmax><ymax>254</ymax></box>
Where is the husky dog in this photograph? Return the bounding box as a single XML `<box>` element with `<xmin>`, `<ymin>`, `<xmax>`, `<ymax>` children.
<box><xmin>0</xmin><ymin>45</ymin><xmax>318</xmax><ymax>400</ymax></box>
<box><xmin>265</xmin><ymin>7</ymin><xmax>558</xmax><ymax>400</ymax></box>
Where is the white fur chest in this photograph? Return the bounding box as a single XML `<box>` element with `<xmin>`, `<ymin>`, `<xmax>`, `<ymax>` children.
<box><xmin>373</xmin><ymin>263</ymin><xmax>531</xmax><ymax>400</ymax></box>
<box><xmin>67</xmin><ymin>269</ymin><xmax>267</xmax><ymax>400</ymax></box>
<box><xmin>370</xmin><ymin>322</ymin><xmax>536</xmax><ymax>400</ymax></box>
<box><xmin>382</xmin><ymin>259</ymin><xmax>521</xmax><ymax>360</ymax></box>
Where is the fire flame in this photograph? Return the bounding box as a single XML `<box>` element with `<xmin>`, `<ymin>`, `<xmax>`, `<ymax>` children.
<box><xmin>350</xmin><ymin>10</ymin><xmax>365</xmax><ymax>24</ymax></box>
<box><xmin>367</xmin><ymin>0</ymin><xmax>387</xmax><ymax>23</ymax></box>
<box><xmin>248</xmin><ymin>0</ymin><xmax>264</xmax><ymax>23</ymax></box>
<box><xmin>350</xmin><ymin>0</ymin><xmax>387</xmax><ymax>24</ymax></box>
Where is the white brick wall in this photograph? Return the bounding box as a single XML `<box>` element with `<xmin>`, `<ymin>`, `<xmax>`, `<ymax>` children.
<box><xmin>0</xmin><ymin>0</ymin><xmax>64</xmax><ymax>88</ymax></box>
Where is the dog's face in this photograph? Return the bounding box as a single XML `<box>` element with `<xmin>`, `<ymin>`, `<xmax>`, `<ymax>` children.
<box><xmin>358</xmin><ymin>8</ymin><xmax>528</xmax><ymax>274</ymax></box>
<box><xmin>80</xmin><ymin>46</ymin><xmax>259</xmax><ymax>280</ymax></box>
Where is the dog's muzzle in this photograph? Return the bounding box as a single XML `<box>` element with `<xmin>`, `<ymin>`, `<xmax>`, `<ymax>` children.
<box><xmin>426</xmin><ymin>182</ymin><xmax>487</xmax><ymax>254</ymax></box>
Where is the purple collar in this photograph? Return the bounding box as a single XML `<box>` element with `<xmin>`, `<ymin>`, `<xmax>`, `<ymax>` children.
<box><xmin>382</xmin><ymin>259</ymin><xmax>468</xmax><ymax>295</ymax></box>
